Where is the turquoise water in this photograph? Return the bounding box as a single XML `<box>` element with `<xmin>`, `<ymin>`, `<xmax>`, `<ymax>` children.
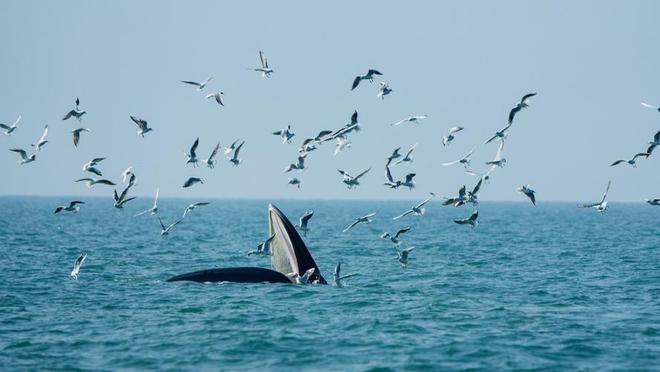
<box><xmin>1</xmin><ymin>197</ymin><xmax>659</xmax><ymax>370</ymax></box>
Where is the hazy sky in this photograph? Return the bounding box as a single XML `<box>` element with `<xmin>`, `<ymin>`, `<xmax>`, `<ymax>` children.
<box><xmin>1</xmin><ymin>1</ymin><xmax>660</xmax><ymax>202</ymax></box>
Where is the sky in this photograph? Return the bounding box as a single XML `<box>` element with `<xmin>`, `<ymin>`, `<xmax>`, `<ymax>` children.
<box><xmin>1</xmin><ymin>0</ymin><xmax>660</xmax><ymax>202</ymax></box>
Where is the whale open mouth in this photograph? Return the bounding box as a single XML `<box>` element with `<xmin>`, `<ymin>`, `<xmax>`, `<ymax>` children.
<box><xmin>166</xmin><ymin>204</ymin><xmax>326</xmax><ymax>284</ymax></box>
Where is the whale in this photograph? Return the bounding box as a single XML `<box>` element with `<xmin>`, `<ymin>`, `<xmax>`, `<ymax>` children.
<box><xmin>167</xmin><ymin>204</ymin><xmax>327</xmax><ymax>284</ymax></box>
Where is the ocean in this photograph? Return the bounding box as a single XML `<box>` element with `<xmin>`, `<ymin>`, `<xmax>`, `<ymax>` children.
<box><xmin>1</xmin><ymin>197</ymin><xmax>659</xmax><ymax>370</ymax></box>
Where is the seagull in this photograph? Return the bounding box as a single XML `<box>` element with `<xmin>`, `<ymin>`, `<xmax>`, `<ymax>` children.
<box><xmin>484</xmin><ymin>123</ymin><xmax>512</xmax><ymax>144</ymax></box>
<box><xmin>391</xmin><ymin>115</ymin><xmax>428</xmax><ymax>127</ymax></box>
<box><xmin>121</xmin><ymin>166</ymin><xmax>134</xmax><ymax>184</ymax></box>
<box><xmin>62</xmin><ymin>108</ymin><xmax>86</xmax><ymax>122</ymax></box>
<box><xmin>384</xmin><ymin>166</ymin><xmax>401</xmax><ymax>189</ymax></box>
<box><xmin>134</xmin><ymin>188</ymin><xmax>159</xmax><ymax>217</ymax></box>
<box><xmin>253</xmin><ymin>50</ymin><xmax>274</xmax><ymax>78</ymax></box>
<box><xmin>465</xmin><ymin>178</ymin><xmax>483</xmax><ymax>205</ymax></box>
<box><xmin>644</xmin><ymin>198</ymin><xmax>660</xmax><ymax>206</ymax></box>
<box><xmin>465</xmin><ymin>168</ymin><xmax>493</xmax><ymax>184</ymax></box>
<box><xmin>126</xmin><ymin>173</ymin><xmax>137</xmax><ymax>188</ymax></box>
<box><xmin>508</xmin><ymin>93</ymin><xmax>537</xmax><ymax>124</ymax></box>
<box><xmin>332</xmin><ymin>261</ymin><xmax>358</xmax><ymax>287</ymax></box>
<box><xmin>313</xmin><ymin>129</ymin><xmax>333</xmax><ymax>143</ymax></box>
<box><xmin>646</xmin><ymin>130</ymin><xmax>660</xmax><ymax>155</ymax></box>
<box><xmin>442</xmin><ymin>126</ymin><xmax>464</xmax><ymax>146</ymax></box>
<box><xmin>54</xmin><ymin>201</ymin><xmax>85</xmax><ymax>214</ymax></box>
<box><xmin>351</xmin><ymin>69</ymin><xmax>382</xmax><ymax>90</ymax></box>
<box><xmin>159</xmin><ymin>217</ymin><xmax>183</xmax><ymax>236</ymax></box>
<box><xmin>641</xmin><ymin>101</ymin><xmax>660</xmax><ymax>113</ymax></box>
<box><xmin>228</xmin><ymin>140</ymin><xmax>245</xmax><ymax>166</ymax></box>
<box><xmin>31</xmin><ymin>125</ymin><xmax>49</xmax><ymax>151</ymax></box>
<box><xmin>288</xmin><ymin>177</ymin><xmax>302</xmax><ymax>188</ymax></box>
<box><xmin>0</xmin><ymin>115</ymin><xmax>21</xmax><ymax>135</ymax></box>
<box><xmin>182</xmin><ymin>177</ymin><xmax>203</xmax><ymax>188</ymax></box>
<box><xmin>394</xmin><ymin>246</ymin><xmax>415</xmax><ymax>268</ymax></box>
<box><xmin>333</xmin><ymin>136</ymin><xmax>351</xmax><ymax>156</ymax></box>
<box><xmin>386</xmin><ymin>147</ymin><xmax>402</xmax><ymax>166</ymax></box>
<box><xmin>182</xmin><ymin>201</ymin><xmax>211</xmax><ymax>217</ymax></box>
<box><xmin>432</xmin><ymin>185</ymin><xmax>467</xmax><ymax>207</ymax></box>
<box><xmin>454</xmin><ymin>210</ymin><xmax>479</xmax><ymax>227</ymax></box>
<box><xmin>273</xmin><ymin>125</ymin><xmax>295</xmax><ymax>144</ymax></box>
<box><xmin>71</xmin><ymin>128</ymin><xmax>91</xmax><ymax>147</ymax></box>
<box><xmin>380</xmin><ymin>226</ymin><xmax>411</xmax><ymax>245</ymax></box>
<box><xmin>338</xmin><ymin>168</ymin><xmax>371</xmax><ymax>189</ymax></box>
<box><xmin>298</xmin><ymin>138</ymin><xmax>318</xmax><ymax>154</ymax></box>
<box><xmin>485</xmin><ymin>140</ymin><xmax>506</xmax><ymax>168</ymax></box>
<box><xmin>288</xmin><ymin>267</ymin><xmax>316</xmax><ymax>285</ymax></box>
<box><xmin>517</xmin><ymin>185</ymin><xmax>536</xmax><ymax>205</ymax></box>
<box><xmin>9</xmin><ymin>149</ymin><xmax>36</xmax><ymax>165</ymax></box>
<box><xmin>284</xmin><ymin>153</ymin><xmax>308</xmax><ymax>172</ymax></box>
<box><xmin>130</xmin><ymin>116</ymin><xmax>152</xmax><ymax>137</ymax></box>
<box><xmin>298</xmin><ymin>210</ymin><xmax>314</xmax><ymax>236</ymax></box>
<box><xmin>75</xmin><ymin>178</ymin><xmax>116</xmax><ymax>188</ymax></box>
<box><xmin>343</xmin><ymin>212</ymin><xmax>376</xmax><ymax>232</ymax></box>
<box><xmin>206</xmin><ymin>92</ymin><xmax>224</xmax><ymax>106</ymax></box>
<box><xmin>578</xmin><ymin>180</ymin><xmax>611</xmax><ymax>213</ymax></box>
<box><xmin>70</xmin><ymin>253</ymin><xmax>87</xmax><ymax>279</ymax></box>
<box><xmin>611</xmin><ymin>153</ymin><xmax>650</xmax><ymax>168</ymax></box>
<box><xmin>201</xmin><ymin>142</ymin><xmax>221</xmax><ymax>168</ymax></box>
<box><xmin>377</xmin><ymin>81</ymin><xmax>392</xmax><ymax>100</ymax></box>
<box><xmin>181</xmin><ymin>76</ymin><xmax>213</xmax><ymax>91</ymax></box>
<box><xmin>442</xmin><ymin>146</ymin><xmax>477</xmax><ymax>168</ymax></box>
<box><xmin>75</xmin><ymin>97</ymin><xmax>80</xmax><ymax>110</ymax></box>
<box><xmin>113</xmin><ymin>185</ymin><xmax>136</xmax><ymax>209</ymax></box>
<box><xmin>224</xmin><ymin>139</ymin><xmax>240</xmax><ymax>154</ymax></box>
<box><xmin>393</xmin><ymin>199</ymin><xmax>431</xmax><ymax>220</ymax></box>
<box><xmin>82</xmin><ymin>157</ymin><xmax>106</xmax><ymax>177</ymax></box>
<box><xmin>394</xmin><ymin>143</ymin><xmax>417</xmax><ymax>165</ymax></box>
<box><xmin>185</xmin><ymin>138</ymin><xmax>200</xmax><ymax>167</ymax></box>
<box><xmin>400</xmin><ymin>173</ymin><xmax>416</xmax><ymax>190</ymax></box>
<box><xmin>247</xmin><ymin>234</ymin><xmax>276</xmax><ymax>256</ymax></box>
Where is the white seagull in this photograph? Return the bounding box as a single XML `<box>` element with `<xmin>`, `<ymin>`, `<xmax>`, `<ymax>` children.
<box><xmin>206</xmin><ymin>92</ymin><xmax>224</xmax><ymax>106</ymax></box>
<box><xmin>70</xmin><ymin>253</ymin><xmax>87</xmax><ymax>279</ymax></box>
<box><xmin>393</xmin><ymin>198</ymin><xmax>431</xmax><ymax>220</ymax></box>
<box><xmin>135</xmin><ymin>188</ymin><xmax>159</xmax><ymax>217</ymax></box>
<box><xmin>442</xmin><ymin>146</ymin><xmax>477</xmax><ymax>168</ymax></box>
<box><xmin>62</xmin><ymin>109</ymin><xmax>86</xmax><ymax>122</ymax></box>
<box><xmin>247</xmin><ymin>234</ymin><xmax>276</xmax><ymax>256</ymax></box>
<box><xmin>332</xmin><ymin>261</ymin><xmax>358</xmax><ymax>287</ymax></box>
<box><xmin>288</xmin><ymin>177</ymin><xmax>302</xmax><ymax>188</ymax></box>
<box><xmin>517</xmin><ymin>185</ymin><xmax>536</xmax><ymax>206</ymax></box>
<box><xmin>75</xmin><ymin>178</ymin><xmax>115</xmax><ymax>188</ymax></box>
<box><xmin>485</xmin><ymin>140</ymin><xmax>506</xmax><ymax>168</ymax></box>
<box><xmin>185</xmin><ymin>137</ymin><xmax>200</xmax><ymax>167</ymax></box>
<box><xmin>31</xmin><ymin>125</ymin><xmax>49</xmax><ymax>151</ymax></box>
<box><xmin>182</xmin><ymin>177</ymin><xmax>204</xmax><ymax>188</ymax></box>
<box><xmin>454</xmin><ymin>210</ymin><xmax>479</xmax><ymax>227</ymax></box>
<box><xmin>333</xmin><ymin>136</ymin><xmax>351</xmax><ymax>156</ymax></box>
<box><xmin>641</xmin><ymin>101</ymin><xmax>660</xmax><ymax>113</ymax></box>
<box><xmin>442</xmin><ymin>126</ymin><xmax>464</xmax><ymax>146</ymax></box>
<box><xmin>228</xmin><ymin>140</ymin><xmax>245</xmax><ymax>166</ymax></box>
<box><xmin>181</xmin><ymin>76</ymin><xmax>213</xmax><ymax>91</ymax></box>
<box><xmin>342</xmin><ymin>212</ymin><xmax>376</xmax><ymax>232</ymax></box>
<box><xmin>224</xmin><ymin>139</ymin><xmax>240</xmax><ymax>154</ymax></box>
<box><xmin>298</xmin><ymin>210</ymin><xmax>314</xmax><ymax>236</ymax></box>
<box><xmin>159</xmin><ymin>217</ymin><xmax>183</xmax><ymax>236</ymax></box>
<box><xmin>351</xmin><ymin>69</ymin><xmax>382</xmax><ymax>90</ymax></box>
<box><xmin>611</xmin><ymin>153</ymin><xmax>650</xmax><ymax>168</ymax></box>
<box><xmin>508</xmin><ymin>93</ymin><xmax>537</xmax><ymax>124</ymax></box>
<box><xmin>54</xmin><ymin>201</ymin><xmax>85</xmax><ymax>214</ymax></box>
<box><xmin>82</xmin><ymin>157</ymin><xmax>106</xmax><ymax>177</ymax></box>
<box><xmin>578</xmin><ymin>181</ymin><xmax>611</xmax><ymax>213</ymax></box>
<box><xmin>0</xmin><ymin>115</ymin><xmax>21</xmax><ymax>135</ymax></box>
<box><xmin>394</xmin><ymin>143</ymin><xmax>417</xmax><ymax>165</ymax></box>
<box><xmin>284</xmin><ymin>153</ymin><xmax>308</xmax><ymax>173</ymax></box>
<box><xmin>182</xmin><ymin>201</ymin><xmax>211</xmax><ymax>217</ymax></box>
<box><xmin>121</xmin><ymin>166</ymin><xmax>134</xmax><ymax>184</ymax></box>
<box><xmin>377</xmin><ymin>81</ymin><xmax>392</xmax><ymax>100</ymax></box>
<box><xmin>395</xmin><ymin>246</ymin><xmax>415</xmax><ymax>268</ymax></box>
<box><xmin>253</xmin><ymin>50</ymin><xmax>274</xmax><ymax>78</ymax></box>
<box><xmin>391</xmin><ymin>115</ymin><xmax>428</xmax><ymax>127</ymax></box>
<box><xmin>113</xmin><ymin>185</ymin><xmax>136</xmax><ymax>209</ymax></box>
<box><xmin>130</xmin><ymin>116</ymin><xmax>152</xmax><ymax>137</ymax></box>
<box><xmin>338</xmin><ymin>168</ymin><xmax>371</xmax><ymax>189</ymax></box>
<box><xmin>201</xmin><ymin>142</ymin><xmax>221</xmax><ymax>168</ymax></box>
<box><xmin>484</xmin><ymin>123</ymin><xmax>512</xmax><ymax>144</ymax></box>
<box><xmin>380</xmin><ymin>226</ymin><xmax>411</xmax><ymax>245</ymax></box>
<box><xmin>273</xmin><ymin>125</ymin><xmax>295</xmax><ymax>144</ymax></box>
<box><xmin>9</xmin><ymin>149</ymin><xmax>36</xmax><ymax>165</ymax></box>
<box><xmin>71</xmin><ymin>128</ymin><xmax>91</xmax><ymax>147</ymax></box>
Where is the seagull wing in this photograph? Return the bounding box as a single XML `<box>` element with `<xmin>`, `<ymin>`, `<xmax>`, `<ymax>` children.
<box><xmin>181</xmin><ymin>80</ymin><xmax>202</xmax><ymax>87</ymax></box>
<box><xmin>233</xmin><ymin>141</ymin><xmax>245</xmax><ymax>158</ymax></box>
<box><xmin>10</xmin><ymin>149</ymin><xmax>27</xmax><ymax>159</ymax></box>
<box><xmin>385</xmin><ymin>166</ymin><xmax>394</xmax><ymax>183</ymax></box>
<box><xmin>599</xmin><ymin>181</ymin><xmax>612</xmax><ymax>204</ymax></box>
<box><xmin>190</xmin><ymin>138</ymin><xmax>199</xmax><ymax>157</ymax></box>
<box><xmin>208</xmin><ymin>142</ymin><xmax>220</xmax><ymax>161</ymax></box>
<box><xmin>508</xmin><ymin>105</ymin><xmax>521</xmax><ymax>124</ymax></box>
<box><xmin>520</xmin><ymin>93</ymin><xmax>537</xmax><ymax>105</ymax></box>
<box><xmin>350</xmin><ymin>110</ymin><xmax>358</xmax><ymax>125</ymax></box>
<box><xmin>416</xmin><ymin>198</ymin><xmax>431</xmax><ymax>209</ymax></box>
<box><xmin>610</xmin><ymin>160</ymin><xmax>626</xmax><ymax>166</ymax></box>
<box><xmin>351</xmin><ymin>76</ymin><xmax>361</xmax><ymax>90</ymax></box>
<box><xmin>62</xmin><ymin>110</ymin><xmax>75</xmax><ymax>120</ymax></box>
<box><xmin>393</xmin><ymin>209</ymin><xmax>413</xmax><ymax>220</ymax></box>
<box><xmin>394</xmin><ymin>227</ymin><xmax>411</xmax><ymax>239</ymax></box>
<box><xmin>259</xmin><ymin>50</ymin><xmax>267</xmax><ymax>68</ymax></box>
<box><xmin>354</xmin><ymin>168</ymin><xmax>371</xmax><ymax>180</ymax></box>
<box><xmin>342</xmin><ymin>220</ymin><xmax>361</xmax><ymax>232</ymax></box>
<box><xmin>641</xmin><ymin>102</ymin><xmax>659</xmax><ymax>110</ymax></box>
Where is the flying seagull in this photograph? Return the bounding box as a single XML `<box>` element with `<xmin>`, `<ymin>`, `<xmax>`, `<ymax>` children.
<box><xmin>228</xmin><ymin>140</ymin><xmax>245</xmax><ymax>166</ymax></box>
<box><xmin>485</xmin><ymin>140</ymin><xmax>506</xmax><ymax>168</ymax></box>
<box><xmin>284</xmin><ymin>153</ymin><xmax>308</xmax><ymax>173</ymax></box>
<box><xmin>610</xmin><ymin>153</ymin><xmax>650</xmax><ymax>168</ymax></box>
<box><xmin>206</xmin><ymin>92</ymin><xmax>224</xmax><ymax>106</ymax></box>
<box><xmin>273</xmin><ymin>125</ymin><xmax>295</xmax><ymax>144</ymax></box>
<box><xmin>333</xmin><ymin>136</ymin><xmax>351</xmax><ymax>156</ymax></box>
<box><xmin>224</xmin><ymin>139</ymin><xmax>240</xmax><ymax>154</ymax></box>
<box><xmin>31</xmin><ymin>125</ymin><xmax>49</xmax><ymax>151</ymax></box>
<box><xmin>399</xmin><ymin>173</ymin><xmax>416</xmax><ymax>190</ymax></box>
<box><xmin>393</xmin><ymin>198</ymin><xmax>431</xmax><ymax>220</ymax></box>
<box><xmin>380</xmin><ymin>226</ymin><xmax>411</xmax><ymax>245</ymax></box>
<box><xmin>134</xmin><ymin>188</ymin><xmax>159</xmax><ymax>217</ymax></box>
<box><xmin>338</xmin><ymin>168</ymin><xmax>371</xmax><ymax>189</ymax></box>
<box><xmin>351</xmin><ymin>69</ymin><xmax>382</xmax><ymax>90</ymax></box>
<box><xmin>181</xmin><ymin>76</ymin><xmax>213</xmax><ymax>91</ymax></box>
<box><xmin>299</xmin><ymin>138</ymin><xmax>318</xmax><ymax>154</ymax></box>
<box><xmin>332</xmin><ymin>261</ymin><xmax>358</xmax><ymax>287</ymax></box>
<box><xmin>442</xmin><ymin>146</ymin><xmax>477</xmax><ymax>168</ymax></box>
<box><xmin>384</xmin><ymin>166</ymin><xmax>401</xmax><ymax>189</ymax></box>
<box><xmin>54</xmin><ymin>201</ymin><xmax>85</xmax><ymax>214</ymax></box>
<box><xmin>201</xmin><ymin>142</ymin><xmax>221</xmax><ymax>168</ymax></box>
<box><xmin>248</xmin><ymin>234</ymin><xmax>276</xmax><ymax>256</ymax></box>
<box><xmin>0</xmin><ymin>115</ymin><xmax>21</xmax><ymax>135</ymax></box>
<box><xmin>432</xmin><ymin>185</ymin><xmax>468</xmax><ymax>207</ymax></box>
<box><xmin>484</xmin><ymin>123</ymin><xmax>512</xmax><ymax>144</ymax></box>
<box><xmin>9</xmin><ymin>149</ymin><xmax>36</xmax><ymax>165</ymax></box>
<box><xmin>130</xmin><ymin>116</ymin><xmax>152</xmax><ymax>137</ymax></box>
<box><xmin>442</xmin><ymin>126</ymin><xmax>464</xmax><ymax>146</ymax></box>
<box><xmin>641</xmin><ymin>101</ymin><xmax>660</xmax><ymax>113</ymax></box>
<box><xmin>343</xmin><ymin>212</ymin><xmax>376</xmax><ymax>232</ymax></box>
<box><xmin>182</xmin><ymin>177</ymin><xmax>204</xmax><ymax>188</ymax></box>
<box><xmin>288</xmin><ymin>177</ymin><xmax>302</xmax><ymax>188</ymax></box>
<box><xmin>82</xmin><ymin>157</ymin><xmax>106</xmax><ymax>177</ymax></box>
<box><xmin>252</xmin><ymin>50</ymin><xmax>273</xmax><ymax>78</ymax></box>
<box><xmin>394</xmin><ymin>143</ymin><xmax>417</xmax><ymax>165</ymax></box>
<box><xmin>578</xmin><ymin>180</ymin><xmax>611</xmax><ymax>213</ymax></box>
<box><xmin>288</xmin><ymin>267</ymin><xmax>317</xmax><ymax>285</ymax></box>
<box><xmin>644</xmin><ymin>198</ymin><xmax>660</xmax><ymax>206</ymax></box>
<box><xmin>377</xmin><ymin>81</ymin><xmax>392</xmax><ymax>100</ymax></box>
<box><xmin>182</xmin><ymin>201</ymin><xmax>211</xmax><ymax>217</ymax></box>
<box><xmin>386</xmin><ymin>147</ymin><xmax>402</xmax><ymax>166</ymax></box>
<box><xmin>298</xmin><ymin>210</ymin><xmax>314</xmax><ymax>236</ymax></box>
<box><xmin>508</xmin><ymin>93</ymin><xmax>537</xmax><ymax>124</ymax></box>
<box><xmin>159</xmin><ymin>217</ymin><xmax>183</xmax><ymax>236</ymax></box>
<box><xmin>75</xmin><ymin>178</ymin><xmax>115</xmax><ymax>188</ymax></box>
<box><xmin>62</xmin><ymin>108</ymin><xmax>86</xmax><ymax>122</ymax></box>
<box><xmin>121</xmin><ymin>166</ymin><xmax>134</xmax><ymax>184</ymax></box>
<box><xmin>113</xmin><ymin>185</ymin><xmax>136</xmax><ymax>209</ymax></box>
<box><xmin>454</xmin><ymin>210</ymin><xmax>479</xmax><ymax>227</ymax></box>
<box><xmin>185</xmin><ymin>137</ymin><xmax>200</xmax><ymax>167</ymax></box>
<box><xmin>517</xmin><ymin>185</ymin><xmax>536</xmax><ymax>205</ymax></box>
<box><xmin>646</xmin><ymin>130</ymin><xmax>660</xmax><ymax>155</ymax></box>
<box><xmin>391</xmin><ymin>115</ymin><xmax>428</xmax><ymax>127</ymax></box>
<box><xmin>70</xmin><ymin>253</ymin><xmax>87</xmax><ymax>279</ymax></box>
<box><xmin>394</xmin><ymin>246</ymin><xmax>415</xmax><ymax>268</ymax></box>
<box><xmin>71</xmin><ymin>128</ymin><xmax>91</xmax><ymax>147</ymax></box>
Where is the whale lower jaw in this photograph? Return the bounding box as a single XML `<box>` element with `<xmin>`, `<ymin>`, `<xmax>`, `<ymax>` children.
<box><xmin>166</xmin><ymin>267</ymin><xmax>291</xmax><ymax>284</ymax></box>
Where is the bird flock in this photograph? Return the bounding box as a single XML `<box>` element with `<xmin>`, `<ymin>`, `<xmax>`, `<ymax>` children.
<box><xmin>4</xmin><ymin>49</ymin><xmax>660</xmax><ymax>282</ymax></box>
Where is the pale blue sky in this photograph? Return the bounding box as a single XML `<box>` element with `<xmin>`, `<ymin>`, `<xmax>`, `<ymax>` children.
<box><xmin>1</xmin><ymin>1</ymin><xmax>659</xmax><ymax>201</ymax></box>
